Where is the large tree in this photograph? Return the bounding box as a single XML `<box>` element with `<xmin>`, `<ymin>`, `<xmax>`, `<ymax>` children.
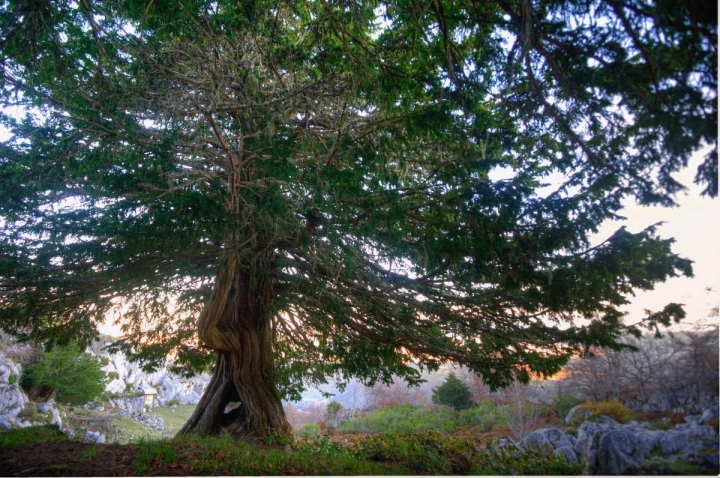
<box><xmin>0</xmin><ymin>0</ymin><xmax>715</xmax><ymax>438</ymax></box>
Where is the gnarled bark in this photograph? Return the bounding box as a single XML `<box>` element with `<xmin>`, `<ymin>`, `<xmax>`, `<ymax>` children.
<box><xmin>178</xmin><ymin>253</ymin><xmax>291</xmax><ymax>438</ymax></box>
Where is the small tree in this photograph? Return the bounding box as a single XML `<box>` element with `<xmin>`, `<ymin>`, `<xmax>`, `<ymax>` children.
<box><xmin>432</xmin><ymin>373</ymin><xmax>474</xmax><ymax>410</ymax></box>
<box><xmin>325</xmin><ymin>401</ymin><xmax>343</xmax><ymax>431</ymax></box>
<box><xmin>20</xmin><ymin>343</ymin><xmax>108</xmax><ymax>405</ymax></box>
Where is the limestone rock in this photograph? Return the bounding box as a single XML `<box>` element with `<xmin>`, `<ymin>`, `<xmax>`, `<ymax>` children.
<box><xmin>554</xmin><ymin>445</ymin><xmax>579</xmax><ymax>465</ymax></box>
<box><xmin>660</xmin><ymin>431</ymin><xmax>689</xmax><ymax>454</ymax></box>
<box><xmin>635</xmin><ymin>430</ymin><xmax>665</xmax><ymax>451</ymax></box>
<box><xmin>94</xmin><ymin>343</ymin><xmax>211</xmax><ymax>410</ymax></box>
<box><xmin>0</xmin><ymin>352</ymin><xmax>28</xmax><ymax>427</ymax></box>
<box><xmin>84</xmin><ymin>430</ymin><xmax>105</xmax><ymax>444</ymax></box>
<box><xmin>596</xmin><ymin>428</ymin><xmax>648</xmax><ymax>475</ymax></box>
<box><xmin>565</xmin><ymin>404</ymin><xmax>591</xmax><ymax>425</ymax></box>
<box><xmin>520</xmin><ymin>427</ymin><xmax>576</xmax><ymax>452</ymax></box>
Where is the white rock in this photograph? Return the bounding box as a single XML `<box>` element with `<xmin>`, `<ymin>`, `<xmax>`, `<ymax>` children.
<box><xmin>0</xmin><ymin>353</ymin><xmax>28</xmax><ymax>421</ymax></box>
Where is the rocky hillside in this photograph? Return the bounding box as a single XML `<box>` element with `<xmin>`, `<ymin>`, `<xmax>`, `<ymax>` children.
<box><xmin>0</xmin><ymin>336</ymin><xmax>210</xmax><ymax>432</ymax></box>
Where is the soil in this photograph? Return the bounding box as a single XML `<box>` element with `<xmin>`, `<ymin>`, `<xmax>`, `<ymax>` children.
<box><xmin>0</xmin><ymin>441</ymin><xmax>137</xmax><ymax>476</ymax></box>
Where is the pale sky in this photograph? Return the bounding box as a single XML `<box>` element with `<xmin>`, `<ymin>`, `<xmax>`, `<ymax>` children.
<box><xmin>590</xmin><ymin>149</ymin><xmax>719</xmax><ymax>330</ymax></box>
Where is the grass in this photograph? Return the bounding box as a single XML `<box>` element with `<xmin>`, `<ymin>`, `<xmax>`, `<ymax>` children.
<box><xmin>107</xmin><ymin>404</ymin><xmax>196</xmax><ymax>443</ymax></box>
<box><xmin>79</xmin><ymin>444</ymin><xmax>101</xmax><ymax>463</ymax></box>
<box><xmin>148</xmin><ymin>404</ymin><xmax>196</xmax><ymax>433</ymax></box>
<box><xmin>0</xmin><ymin>424</ymin><xmax>68</xmax><ymax>450</ymax></box>
<box><xmin>0</xmin><ymin>425</ymin><xmax>596</xmax><ymax>475</ymax></box>
<box><xmin>131</xmin><ymin>434</ymin><xmax>410</xmax><ymax>475</ymax></box>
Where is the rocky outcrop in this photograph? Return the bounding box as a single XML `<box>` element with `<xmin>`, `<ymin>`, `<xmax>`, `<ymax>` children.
<box><xmin>519</xmin><ymin>428</ymin><xmax>579</xmax><ymax>465</ymax></box>
<box><xmin>0</xmin><ymin>352</ymin><xmax>65</xmax><ymax>431</ymax></box>
<box><xmin>96</xmin><ymin>346</ymin><xmax>210</xmax><ymax>409</ymax></box>
<box><xmin>502</xmin><ymin>412</ymin><xmax>719</xmax><ymax>475</ymax></box>
<box><xmin>0</xmin><ymin>352</ymin><xmax>28</xmax><ymax>427</ymax></box>
<box><xmin>595</xmin><ymin>428</ymin><xmax>648</xmax><ymax>475</ymax></box>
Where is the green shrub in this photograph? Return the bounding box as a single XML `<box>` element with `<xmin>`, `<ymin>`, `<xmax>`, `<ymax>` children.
<box><xmin>457</xmin><ymin>402</ymin><xmax>501</xmax><ymax>432</ymax></box>
<box><xmin>167</xmin><ymin>399</ymin><xmax>180</xmax><ymax>407</ymax></box>
<box><xmin>587</xmin><ymin>400</ymin><xmax>630</xmax><ymax>424</ymax></box>
<box><xmin>296</xmin><ymin>422</ymin><xmax>322</xmax><ymax>439</ymax></box>
<box><xmin>552</xmin><ymin>394</ymin><xmax>582</xmax><ymax>419</ymax></box>
<box><xmin>337</xmin><ymin>403</ymin><xmax>502</xmax><ymax>435</ymax></box>
<box><xmin>431</xmin><ymin>373</ymin><xmax>474</xmax><ymax>410</ymax></box>
<box><xmin>20</xmin><ymin>343</ymin><xmax>108</xmax><ymax>406</ymax></box>
<box><xmin>107</xmin><ymin>371</ymin><xmax>120</xmax><ymax>381</ymax></box>
<box><xmin>7</xmin><ymin>374</ymin><xmax>17</xmax><ymax>385</ymax></box>
<box><xmin>350</xmin><ymin>431</ymin><xmax>476</xmax><ymax>474</ymax></box>
<box><xmin>337</xmin><ymin>405</ymin><xmax>452</xmax><ymax>434</ymax></box>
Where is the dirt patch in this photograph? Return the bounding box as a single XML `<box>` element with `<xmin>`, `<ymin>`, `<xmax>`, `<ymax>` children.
<box><xmin>0</xmin><ymin>441</ymin><xmax>135</xmax><ymax>476</ymax></box>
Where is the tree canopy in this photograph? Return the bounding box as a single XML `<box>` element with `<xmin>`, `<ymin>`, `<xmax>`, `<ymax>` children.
<box><xmin>0</xmin><ymin>0</ymin><xmax>715</xmax><ymax>436</ymax></box>
<box><xmin>20</xmin><ymin>342</ymin><xmax>108</xmax><ymax>405</ymax></box>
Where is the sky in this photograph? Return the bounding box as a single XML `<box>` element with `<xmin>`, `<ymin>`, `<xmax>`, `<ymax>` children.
<box><xmin>590</xmin><ymin>148</ymin><xmax>719</xmax><ymax>330</ymax></box>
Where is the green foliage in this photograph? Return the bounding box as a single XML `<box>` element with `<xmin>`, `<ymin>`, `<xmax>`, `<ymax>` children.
<box><xmin>325</xmin><ymin>401</ymin><xmax>343</xmax><ymax>429</ymax></box>
<box><xmin>457</xmin><ymin>402</ymin><xmax>502</xmax><ymax>432</ymax></box>
<box><xmin>431</xmin><ymin>373</ymin><xmax>474</xmax><ymax>410</ymax></box>
<box><xmin>7</xmin><ymin>374</ymin><xmax>17</xmax><ymax>385</ymax></box>
<box><xmin>131</xmin><ymin>435</ymin><xmax>407</xmax><ymax>475</ymax></box>
<box><xmin>349</xmin><ymin>431</ymin><xmax>581</xmax><ymax>475</ymax></box>
<box><xmin>166</xmin><ymin>399</ymin><xmax>180</xmax><ymax>407</ymax></box>
<box><xmin>350</xmin><ymin>431</ymin><xmax>477</xmax><ymax>474</ymax></box>
<box><xmin>0</xmin><ymin>425</ymin><xmax>67</xmax><ymax>450</ymax></box>
<box><xmin>587</xmin><ymin>400</ymin><xmax>631</xmax><ymax>424</ymax></box>
<box><xmin>20</xmin><ymin>344</ymin><xmax>108</xmax><ymax>406</ymax></box>
<box><xmin>552</xmin><ymin>394</ymin><xmax>583</xmax><ymax>419</ymax></box>
<box><xmin>296</xmin><ymin>423</ymin><xmax>322</xmax><ymax>439</ymax></box>
<box><xmin>132</xmin><ymin>438</ymin><xmax>180</xmax><ymax>475</ymax></box>
<box><xmin>337</xmin><ymin>403</ymin><xmax>501</xmax><ymax>434</ymax></box>
<box><xmin>107</xmin><ymin>371</ymin><xmax>120</xmax><ymax>381</ymax></box>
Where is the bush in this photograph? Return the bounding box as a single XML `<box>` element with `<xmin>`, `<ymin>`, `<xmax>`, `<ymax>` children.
<box><xmin>296</xmin><ymin>422</ymin><xmax>322</xmax><ymax>439</ymax></box>
<box><xmin>107</xmin><ymin>371</ymin><xmax>120</xmax><ymax>381</ymax></box>
<box><xmin>587</xmin><ymin>400</ymin><xmax>630</xmax><ymax>424</ymax></box>
<box><xmin>337</xmin><ymin>404</ymin><xmax>455</xmax><ymax>434</ymax></box>
<box><xmin>166</xmin><ymin>399</ymin><xmax>180</xmax><ymax>407</ymax></box>
<box><xmin>20</xmin><ymin>343</ymin><xmax>108</xmax><ymax>406</ymax></box>
<box><xmin>552</xmin><ymin>394</ymin><xmax>582</xmax><ymax>419</ymax></box>
<box><xmin>337</xmin><ymin>403</ymin><xmax>502</xmax><ymax>435</ymax></box>
<box><xmin>431</xmin><ymin>373</ymin><xmax>474</xmax><ymax>410</ymax></box>
<box><xmin>7</xmin><ymin>374</ymin><xmax>17</xmax><ymax>385</ymax></box>
<box><xmin>350</xmin><ymin>431</ymin><xmax>476</xmax><ymax>474</ymax></box>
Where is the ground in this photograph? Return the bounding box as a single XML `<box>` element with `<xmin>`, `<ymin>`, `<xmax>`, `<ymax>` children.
<box><xmin>0</xmin><ymin>424</ymin><xmax>531</xmax><ymax>476</ymax></box>
<box><xmin>0</xmin><ymin>441</ymin><xmax>137</xmax><ymax>476</ymax></box>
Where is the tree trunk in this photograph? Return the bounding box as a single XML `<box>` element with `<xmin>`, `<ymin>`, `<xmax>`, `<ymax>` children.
<box><xmin>178</xmin><ymin>253</ymin><xmax>292</xmax><ymax>438</ymax></box>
